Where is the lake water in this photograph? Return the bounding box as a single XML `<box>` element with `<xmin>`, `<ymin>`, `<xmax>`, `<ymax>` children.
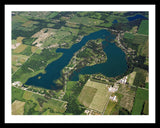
<box><xmin>127</xmin><ymin>14</ymin><xmax>148</xmax><ymax>21</ymax></box>
<box><xmin>25</xmin><ymin>29</ymin><xmax>128</xmax><ymax>89</ymax></box>
<box><xmin>112</xmin><ymin>19</ymin><xmax>118</xmax><ymax>24</ymax></box>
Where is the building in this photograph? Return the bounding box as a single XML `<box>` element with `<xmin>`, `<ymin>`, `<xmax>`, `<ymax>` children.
<box><xmin>12</xmin><ymin>81</ymin><xmax>22</xmax><ymax>87</ymax></box>
<box><xmin>108</xmin><ymin>86</ymin><xmax>118</xmax><ymax>93</ymax></box>
<box><xmin>118</xmin><ymin>76</ymin><xmax>128</xmax><ymax>84</ymax></box>
<box><xmin>109</xmin><ymin>96</ymin><xmax>118</xmax><ymax>102</ymax></box>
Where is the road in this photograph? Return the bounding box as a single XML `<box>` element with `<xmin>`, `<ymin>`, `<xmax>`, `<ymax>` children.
<box><xmin>129</xmin><ymin>84</ymin><xmax>148</xmax><ymax>91</ymax></box>
<box><xmin>12</xmin><ymin>85</ymin><xmax>68</xmax><ymax>104</ymax></box>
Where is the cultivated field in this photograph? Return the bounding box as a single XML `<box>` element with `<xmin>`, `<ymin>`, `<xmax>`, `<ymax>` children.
<box><xmin>12</xmin><ymin>86</ymin><xmax>67</xmax><ymax>115</ymax></box>
<box><xmin>131</xmin><ymin>88</ymin><xmax>148</xmax><ymax>115</ymax></box>
<box><xmin>78</xmin><ymin>86</ymin><xmax>97</xmax><ymax>107</ymax></box>
<box><xmin>104</xmin><ymin>100</ymin><xmax>117</xmax><ymax>115</ymax></box>
<box><xmin>128</xmin><ymin>71</ymin><xmax>136</xmax><ymax>85</ymax></box>
<box><xmin>13</xmin><ymin>44</ymin><xmax>28</xmax><ymax>53</ymax></box>
<box><xmin>12</xmin><ymin>100</ymin><xmax>25</xmax><ymax>115</ymax></box>
<box><xmin>117</xmin><ymin>84</ymin><xmax>136</xmax><ymax>112</ymax></box>
<box><xmin>78</xmin><ymin>80</ymin><xmax>111</xmax><ymax>113</ymax></box>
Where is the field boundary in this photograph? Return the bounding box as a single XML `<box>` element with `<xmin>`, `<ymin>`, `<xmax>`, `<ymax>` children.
<box><xmin>12</xmin><ymin>85</ymin><xmax>68</xmax><ymax>104</ymax></box>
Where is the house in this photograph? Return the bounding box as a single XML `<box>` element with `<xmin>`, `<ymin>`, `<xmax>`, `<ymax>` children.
<box><xmin>12</xmin><ymin>81</ymin><xmax>21</xmax><ymax>87</ymax></box>
<box><xmin>109</xmin><ymin>96</ymin><xmax>118</xmax><ymax>102</ymax></box>
<box><xmin>108</xmin><ymin>86</ymin><xmax>118</xmax><ymax>93</ymax></box>
<box><xmin>84</xmin><ymin>109</ymin><xmax>93</xmax><ymax>115</ymax></box>
<box><xmin>118</xmin><ymin>76</ymin><xmax>128</xmax><ymax>84</ymax></box>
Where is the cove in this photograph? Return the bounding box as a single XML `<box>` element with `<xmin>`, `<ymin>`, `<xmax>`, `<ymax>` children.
<box><xmin>25</xmin><ymin>29</ymin><xmax>127</xmax><ymax>89</ymax></box>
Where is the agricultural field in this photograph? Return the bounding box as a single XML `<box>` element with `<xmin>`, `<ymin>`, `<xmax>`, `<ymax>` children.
<box><xmin>78</xmin><ymin>80</ymin><xmax>111</xmax><ymax>113</ymax></box>
<box><xmin>133</xmin><ymin>67</ymin><xmax>148</xmax><ymax>88</ymax></box>
<box><xmin>68</xmin><ymin>15</ymin><xmax>104</xmax><ymax>26</ymax></box>
<box><xmin>122</xmin><ymin>28</ymin><xmax>149</xmax><ymax>74</ymax></box>
<box><xmin>138</xmin><ymin>20</ymin><xmax>148</xmax><ymax>35</ymax></box>
<box><xmin>123</xmin><ymin>32</ymin><xmax>148</xmax><ymax>55</ymax></box>
<box><xmin>12</xmin><ymin>54</ymin><xmax>29</xmax><ymax>73</ymax></box>
<box><xmin>41</xmin><ymin>26</ymin><xmax>80</xmax><ymax>48</ymax></box>
<box><xmin>78</xmin><ymin>86</ymin><xmax>97</xmax><ymax>107</ymax></box>
<box><xmin>12</xmin><ymin>86</ymin><xmax>67</xmax><ymax>115</ymax></box>
<box><xmin>104</xmin><ymin>100</ymin><xmax>117</xmax><ymax>115</ymax></box>
<box><xmin>103</xmin><ymin>83</ymin><xmax>136</xmax><ymax>115</ymax></box>
<box><xmin>12</xmin><ymin>100</ymin><xmax>25</xmax><ymax>115</ymax></box>
<box><xmin>127</xmin><ymin>71</ymin><xmax>136</xmax><ymax>85</ymax></box>
<box><xmin>117</xmin><ymin>84</ymin><xmax>136</xmax><ymax>112</ymax></box>
<box><xmin>131</xmin><ymin>88</ymin><xmax>148</xmax><ymax>115</ymax></box>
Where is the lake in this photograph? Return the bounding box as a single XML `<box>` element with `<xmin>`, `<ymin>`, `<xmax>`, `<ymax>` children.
<box><xmin>25</xmin><ymin>29</ymin><xmax>128</xmax><ymax>89</ymax></box>
<box><xmin>127</xmin><ymin>14</ymin><xmax>148</xmax><ymax>21</ymax></box>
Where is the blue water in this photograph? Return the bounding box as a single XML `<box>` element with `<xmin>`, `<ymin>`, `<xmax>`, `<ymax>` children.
<box><xmin>25</xmin><ymin>29</ymin><xmax>128</xmax><ymax>89</ymax></box>
<box><xmin>127</xmin><ymin>14</ymin><xmax>148</xmax><ymax>21</ymax></box>
<box><xmin>112</xmin><ymin>19</ymin><xmax>118</xmax><ymax>24</ymax></box>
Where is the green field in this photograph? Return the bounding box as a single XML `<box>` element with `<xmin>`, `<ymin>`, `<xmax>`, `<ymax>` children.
<box><xmin>133</xmin><ymin>67</ymin><xmax>148</xmax><ymax>87</ymax></box>
<box><xmin>78</xmin><ymin>86</ymin><xmax>97</xmax><ymax>107</ymax></box>
<box><xmin>104</xmin><ymin>100</ymin><xmax>117</xmax><ymax>115</ymax></box>
<box><xmin>142</xmin><ymin>100</ymin><xmax>149</xmax><ymax>115</ymax></box>
<box><xmin>78</xmin><ymin>80</ymin><xmax>111</xmax><ymax>113</ymax></box>
<box><xmin>68</xmin><ymin>16</ymin><xmax>104</xmax><ymax>26</ymax></box>
<box><xmin>138</xmin><ymin>20</ymin><xmax>148</xmax><ymax>35</ymax></box>
<box><xmin>12</xmin><ymin>87</ymin><xmax>67</xmax><ymax>115</ymax></box>
<box><xmin>12</xmin><ymin>86</ymin><xmax>25</xmax><ymax>103</ymax></box>
<box><xmin>123</xmin><ymin>32</ymin><xmax>148</xmax><ymax>56</ymax></box>
<box><xmin>131</xmin><ymin>88</ymin><xmax>148</xmax><ymax>115</ymax></box>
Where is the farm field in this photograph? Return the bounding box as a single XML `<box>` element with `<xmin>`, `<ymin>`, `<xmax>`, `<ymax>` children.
<box><xmin>118</xmin><ymin>89</ymin><xmax>135</xmax><ymax>112</ymax></box>
<box><xmin>104</xmin><ymin>100</ymin><xmax>117</xmax><ymax>115</ymax></box>
<box><xmin>12</xmin><ymin>100</ymin><xmax>25</xmax><ymax>115</ymax></box>
<box><xmin>68</xmin><ymin>16</ymin><xmax>104</xmax><ymax>26</ymax></box>
<box><xmin>138</xmin><ymin>20</ymin><xmax>148</xmax><ymax>35</ymax></box>
<box><xmin>78</xmin><ymin>80</ymin><xmax>111</xmax><ymax>113</ymax></box>
<box><xmin>105</xmin><ymin>84</ymin><xmax>136</xmax><ymax>115</ymax></box>
<box><xmin>133</xmin><ymin>67</ymin><xmax>148</xmax><ymax>88</ymax></box>
<box><xmin>127</xmin><ymin>71</ymin><xmax>136</xmax><ymax>85</ymax></box>
<box><xmin>12</xmin><ymin>86</ymin><xmax>67</xmax><ymax>115</ymax></box>
<box><xmin>131</xmin><ymin>88</ymin><xmax>148</xmax><ymax>115</ymax></box>
<box><xmin>78</xmin><ymin>86</ymin><xmax>97</xmax><ymax>107</ymax></box>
